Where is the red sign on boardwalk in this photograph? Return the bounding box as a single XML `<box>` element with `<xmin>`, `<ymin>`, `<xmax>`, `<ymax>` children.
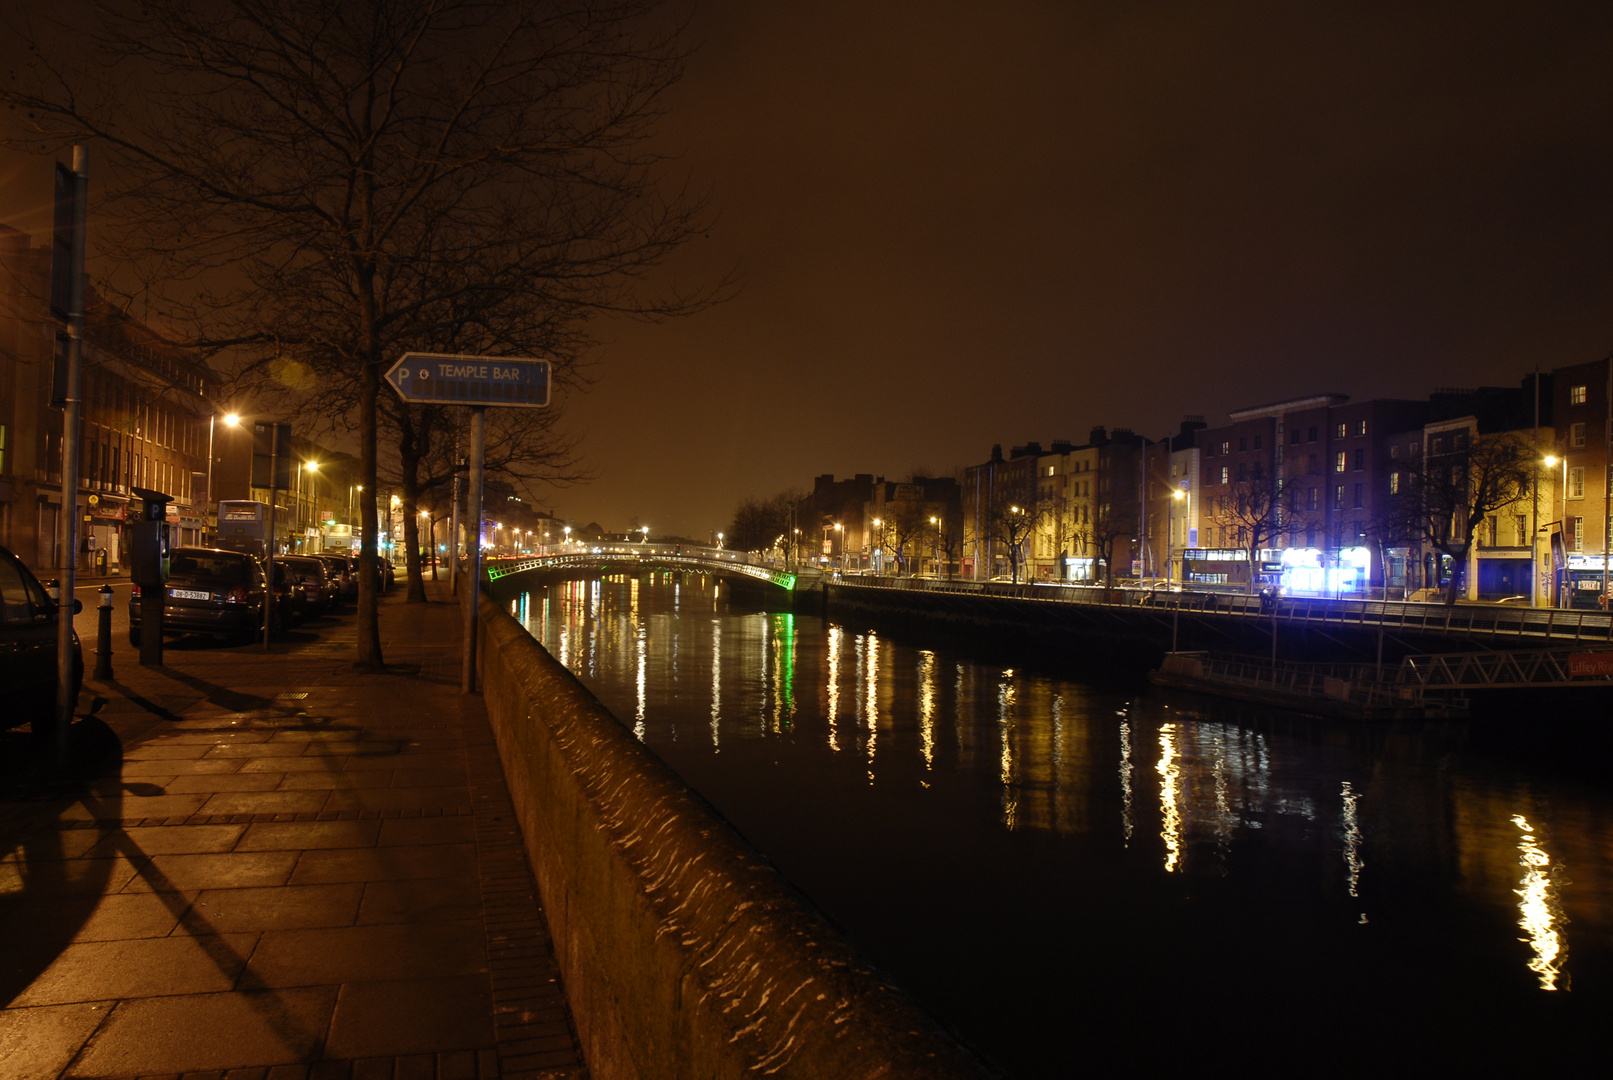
<box><xmin>1568</xmin><ymin>652</ymin><xmax>1613</xmax><ymax>678</ymax></box>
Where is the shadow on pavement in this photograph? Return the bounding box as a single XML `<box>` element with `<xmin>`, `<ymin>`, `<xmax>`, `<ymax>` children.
<box><xmin>0</xmin><ymin>716</ymin><xmax>125</xmax><ymax>1007</ymax></box>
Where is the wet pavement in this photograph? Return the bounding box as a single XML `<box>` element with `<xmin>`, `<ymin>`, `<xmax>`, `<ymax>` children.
<box><xmin>1</xmin><ymin>580</ymin><xmax>585</xmax><ymax>1080</ymax></box>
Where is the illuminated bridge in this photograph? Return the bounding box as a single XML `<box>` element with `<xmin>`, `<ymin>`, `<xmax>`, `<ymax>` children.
<box><xmin>485</xmin><ymin>544</ymin><xmax>809</xmax><ymax>592</ymax></box>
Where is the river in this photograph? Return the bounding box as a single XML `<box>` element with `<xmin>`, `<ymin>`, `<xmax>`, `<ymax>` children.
<box><xmin>510</xmin><ymin>572</ymin><xmax>1609</xmax><ymax>1075</ymax></box>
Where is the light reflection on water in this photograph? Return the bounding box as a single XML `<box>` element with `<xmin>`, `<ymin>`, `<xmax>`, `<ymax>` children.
<box><xmin>514</xmin><ymin>575</ymin><xmax>1608</xmax><ymax>1071</ymax></box>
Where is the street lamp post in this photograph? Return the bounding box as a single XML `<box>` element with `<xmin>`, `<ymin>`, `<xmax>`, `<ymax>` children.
<box><xmin>872</xmin><ymin>518</ymin><xmax>883</xmax><ymax>575</ymax></box>
<box><xmin>1168</xmin><ymin>485</ymin><xmax>1186</xmax><ymax>585</ymax></box>
<box><xmin>833</xmin><ymin>522</ymin><xmax>843</xmax><ymax>572</ymax></box>
<box><xmin>930</xmin><ymin>515</ymin><xmax>941</xmax><ymax>578</ymax></box>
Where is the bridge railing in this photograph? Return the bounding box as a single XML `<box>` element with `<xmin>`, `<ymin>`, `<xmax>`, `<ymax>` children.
<box><xmin>484</xmin><ymin>548</ymin><xmax>797</xmax><ymax>589</ymax></box>
<box><xmin>830</xmin><ymin>575</ymin><xmax>1613</xmax><ymax>644</ymax></box>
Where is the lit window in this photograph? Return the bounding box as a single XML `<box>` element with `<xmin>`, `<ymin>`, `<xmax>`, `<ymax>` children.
<box><xmin>1335</xmin><ymin>423</ymin><xmax>1348</xmax><ymax>439</ymax></box>
<box><xmin>1570</xmin><ymin>466</ymin><xmax>1585</xmax><ymax>499</ymax></box>
<box><xmin>1221</xmin><ymin>441</ymin><xmax>1230</xmax><ymax>455</ymax></box>
<box><xmin>1571</xmin><ymin>384</ymin><xmax>1588</xmax><ymax>406</ymax></box>
<box><xmin>1356</xmin><ymin>420</ymin><xmax>1367</xmax><ymax>436</ymax></box>
<box><xmin>1334</xmin><ymin>485</ymin><xmax>1345</xmax><ymax>509</ymax></box>
<box><xmin>1573</xmin><ymin>516</ymin><xmax>1584</xmax><ymax>551</ymax></box>
<box><xmin>1389</xmin><ymin>471</ymin><xmax>1399</xmax><ymax>494</ymax></box>
<box><xmin>1571</xmin><ymin>422</ymin><xmax>1586</xmax><ymax>448</ymax></box>
<box><xmin>1220</xmin><ymin>466</ymin><xmax>1229</xmax><ymax>485</ymax></box>
<box><xmin>1307</xmin><ymin>487</ymin><xmax>1319</xmax><ymax>511</ymax></box>
<box><xmin>1335</xmin><ymin>451</ymin><xmax>1347</xmax><ymax>473</ymax></box>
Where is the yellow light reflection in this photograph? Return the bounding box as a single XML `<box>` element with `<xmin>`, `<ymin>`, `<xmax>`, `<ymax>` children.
<box><xmin>1158</xmin><ymin>723</ymin><xmax>1181</xmax><ymax>873</ymax></box>
<box><xmin>826</xmin><ymin>625</ymin><xmax>841</xmax><ymax>752</ymax></box>
<box><xmin>1512</xmin><ymin>814</ymin><xmax>1568</xmax><ymax>991</ymax></box>
<box><xmin>998</xmin><ymin>669</ymin><xmax>1017</xmax><ymax>829</ymax></box>
<box><xmin>918</xmin><ymin>650</ymin><xmax>936</xmax><ymax>769</ymax></box>
<box><xmin>864</xmin><ymin>633</ymin><xmax>879</xmax><ymax>782</ymax></box>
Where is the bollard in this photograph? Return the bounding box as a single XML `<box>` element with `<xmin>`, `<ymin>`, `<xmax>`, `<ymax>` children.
<box><xmin>94</xmin><ymin>584</ymin><xmax>115</xmax><ymax>680</ymax></box>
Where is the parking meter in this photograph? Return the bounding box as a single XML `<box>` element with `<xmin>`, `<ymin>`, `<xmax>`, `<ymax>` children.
<box><xmin>130</xmin><ymin>486</ymin><xmax>173</xmax><ymax>666</ymax></box>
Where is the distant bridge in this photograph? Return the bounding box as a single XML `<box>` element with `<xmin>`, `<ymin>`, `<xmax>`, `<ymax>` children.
<box><xmin>485</xmin><ymin>544</ymin><xmax>808</xmax><ymax>592</ymax></box>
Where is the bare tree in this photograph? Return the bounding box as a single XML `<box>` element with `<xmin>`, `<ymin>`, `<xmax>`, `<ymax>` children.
<box><xmin>982</xmin><ymin>473</ymin><xmax>1052</xmax><ymax>584</ymax></box>
<box><xmin>4</xmin><ymin>0</ymin><xmax>716</xmax><ymax>666</ymax></box>
<box><xmin>727</xmin><ymin>490</ymin><xmax>797</xmax><ymax>554</ymax></box>
<box><xmin>1208</xmin><ymin>463</ymin><xmax>1289</xmax><ymax>594</ymax></box>
<box><xmin>1399</xmin><ymin>428</ymin><xmax>1536</xmax><ymax>605</ymax></box>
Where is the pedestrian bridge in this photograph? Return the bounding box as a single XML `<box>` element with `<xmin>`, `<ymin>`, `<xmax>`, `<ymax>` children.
<box><xmin>485</xmin><ymin>544</ymin><xmax>806</xmax><ymax>591</ymax></box>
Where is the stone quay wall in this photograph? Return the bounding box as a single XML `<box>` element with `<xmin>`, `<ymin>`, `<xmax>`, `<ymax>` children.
<box><xmin>476</xmin><ymin>596</ymin><xmax>987</xmax><ymax>1080</ymax></box>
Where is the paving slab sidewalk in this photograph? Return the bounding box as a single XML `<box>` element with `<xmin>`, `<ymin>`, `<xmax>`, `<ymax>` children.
<box><xmin>0</xmin><ymin>580</ymin><xmax>586</xmax><ymax>1080</ymax></box>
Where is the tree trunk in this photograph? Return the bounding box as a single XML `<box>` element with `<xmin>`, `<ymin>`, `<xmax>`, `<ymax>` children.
<box><xmin>395</xmin><ymin>405</ymin><xmax>429</xmax><ymax>603</ymax></box>
<box><xmin>357</xmin><ymin>358</ymin><xmax>384</xmax><ymax>667</ymax></box>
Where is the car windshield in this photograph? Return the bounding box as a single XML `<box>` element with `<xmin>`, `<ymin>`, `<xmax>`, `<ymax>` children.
<box><xmin>282</xmin><ymin>558</ymin><xmax>325</xmax><ymax>578</ymax></box>
<box><xmin>169</xmin><ymin>551</ymin><xmax>249</xmax><ymax>580</ymax></box>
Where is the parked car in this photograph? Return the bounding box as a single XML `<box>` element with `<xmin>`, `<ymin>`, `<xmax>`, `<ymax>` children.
<box><xmin>316</xmin><ymin>554</ymin><xmax>358</xmax><ymax>603</ymax></box>
<box><xmin>269</xmin><ymin>559</ymin><xmax>306</xmax><ymax>626</ymax></box>
<box><xmin>130</xmin><ymin>547</ymin><xmax>273</xmax><ymax>645</ymax></box>
<box><xmin>281</xmin><ymin>555</ymin><xmax>338</xmax><ymax>614</ymax></box>
<box><xmin>0</xmin><ymin>544</ymin><xmax>82</xmax><ymax>735</ymax></box>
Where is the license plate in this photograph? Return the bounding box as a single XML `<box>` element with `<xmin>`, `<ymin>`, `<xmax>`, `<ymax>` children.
<box><xmin>170</xmin><ymin>588</ymin><xmax>211</xmax><ymax>601</ymax></box>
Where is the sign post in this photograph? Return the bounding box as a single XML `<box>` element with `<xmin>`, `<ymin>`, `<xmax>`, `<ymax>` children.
<box><xmin>251</xmin><ymin>422</ymin><xmax>293</xmax><ymax>649</ymax></box>
<box><xmin>53</xmin><ymin>147</ymin><xmax>87</xmax><ymax>763</ymax></box>
<box><xmin>384</xmin><ymin>353</ymin><xmax>550</xmax><ymax>694</ymax></box>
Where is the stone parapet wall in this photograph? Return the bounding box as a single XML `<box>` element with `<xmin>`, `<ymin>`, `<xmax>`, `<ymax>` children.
<box><xmin>475</xmin><ymin>596</ymin><xmax>987</xmax><ymax>1080</ymax></box>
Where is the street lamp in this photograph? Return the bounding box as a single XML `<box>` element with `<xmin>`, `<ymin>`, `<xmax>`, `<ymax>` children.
<box><xmin>833</xmin><ymin>522</ymin><xmax>843</xmax><ymax>572</ymax></box>
<box><xmin>640</xmin><ymin>525</ymin><xmax>650</xmax><ymax>544</ymax></box>
<box><xmin>1168</xmin><ymin>486</ymin><xmax>1186</xmax><ymax>586</ymax></box>
<box><xmin>563</xmin><ymin>525</ymin><xmax>572</xmax><ymax>550</ymax></box>
<box><xmin>930</xmin><ymin>516</ymin><xmax>941</xmax><ymax>578</ymax></box>
<box><xmin>716</xmin><ymin>531</ymin><xmax>724</xmax><ymax>549</ymax></box>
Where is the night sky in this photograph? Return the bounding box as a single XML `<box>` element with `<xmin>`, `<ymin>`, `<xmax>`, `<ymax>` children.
<box><xmin>3</xmin><ymin>2</ymin><xmax>1610</xmax><ymax>539</ymax></box>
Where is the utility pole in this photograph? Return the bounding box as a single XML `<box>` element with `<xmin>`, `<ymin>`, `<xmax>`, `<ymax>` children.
<box><xmin>54</xmin><ymin>147</ymin><xmax>88</xmax><ymax>763</ymax></box>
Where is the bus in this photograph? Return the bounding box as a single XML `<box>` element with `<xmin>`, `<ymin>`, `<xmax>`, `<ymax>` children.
<box><xmin>216</xmin><ymin>500</ymin><xmax>269</xmax><ymax>557</ymax></box>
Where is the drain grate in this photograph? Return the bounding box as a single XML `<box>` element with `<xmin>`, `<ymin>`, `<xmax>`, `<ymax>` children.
<box><xmin>276</xmin><ymin>692</ymin><xmax>310</xmax><ymax>700</ymax></box>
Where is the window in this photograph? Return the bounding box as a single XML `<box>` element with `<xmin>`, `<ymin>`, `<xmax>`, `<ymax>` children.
<box><xmin>1334</xmin><ymin>485</ymin><xmax>1345</xmax><ymax>510</ymax></box>
<box><xmin>1408</xmin><ymin>442</ymin><xmax>1419</xmax><ymax>456</ymax></box>
<box><xmin>1220</xmin><ymin>466</ymin><xmax>1229</xmax><ymax>485</ymax></box>
<box><xmin>1572</xmin><ymin>422</ymin><xmax>1586</xmax><ymax>448</ymax></box>
<box><xmin>1307</xmin><ymin>426</ymin><xmax>1317</xmax><ymax>442</ymax></box>
<box><xmin>1515</xmin><ymin>515</ymin><xmax>1528</xmax><ymax>545</ymax></box>
<box><xmin>1353</xmin><ymin>449</ymin><xmax>1364</xmax><ymax>471</ymax></box>
<box><xmin>1571</xmin><ymin>384</ymin><xmax>1587</xmax><ymax>406</ymax></box>
<box><xmin>1355</xmin><ymin>420</ymin><xmax>1367</xmax><ymax>436</ymax></box>
<box><xmin>1236</xmin><ymin>463</ymin><xmax>1247</xmax><ymax>482</ymax></box>
<box><xmin>1290</xmin><ymin>429</ymin><xmax>1301</xmax><ymax>445</ymax></box>
<box><xmin>1307</xmin><ymin>487</ymin><xmax>1318</xmax><ymax>511</ymax></box>
<box><xmin>1335</xmin><ymin>451</ymin><xmax>1347</xmax><ymax>473</ymax></box>
<box><xmin>1238</xmin><ymin>437</ymin><xmax>1247</xmax><ymax>452</ymax></box>
<box><xmin>1485</xmin><ymin>516</ymin><xmax>1498</xmax><ymax>547</ymax></box>
<box><xmin>1308</xmin><ymin>453</ymin><xmax>1318</xmax><ymax>475</ymax></box>
<box><xmin>1253</xmin><ymin>435</ymin><xmax>1263</xmax><ymax>450</ymax></box>
<box><xmin>1335</xmin><ymin>423</ymin><xmax>1348</xmax><ymax>439</ymax></box>
<box><xmin>1570</xmin><ymin>466</ymin><xmax>1585</xmax><ymax>499</ymax></box>
<box><xmin>1573</xmin><ymin>516</ymin><xmax>1584</xmax><ymax>552</ymax></box>
<box><xmin>1389</xmin><ymin>471</ymin><xmax>1400</xmax><ymax>495</ymax></box>
<box><xmin>1353</xmin><ymin>483</ymin><xmax>1364</xmax><ymax>508</ymax></box>
<box><xmin>1306</xmin><ymin>527</ymin><xmax>1317</xmax><ymax>547</ymax></box>
<box><xmin>1221</xmin><ymin>441</ymin><xmax>1230</xmax><ymax>455</ymax></box>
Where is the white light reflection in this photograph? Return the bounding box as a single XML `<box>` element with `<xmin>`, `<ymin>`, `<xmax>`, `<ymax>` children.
<box><xmin>1118</xmin><ymin>714</ymin><xmax>1133</xmax><ymax>847</ymax></box>
<box><xmin>1512</xmin><ymin>814</ymin><xmax>1568</xmax><ymax>991</ymax></box>
<box><xmin>633</xmin><ymin>624</ymin><xmax>647</xmax><ymax>741</ymax></box>
<box><xmin>710</xmin><ymin>621</ymin><xmax>721</xmax><ymax>751</ymax></box>
<box><xmin>826</xmin><ymin>626</ymin><xmax>841</xmax><ymax>752</ymax></box>
<box><xmin>1341</xmin><ymin>781</ymin><xmax>1364</xmax><ymax>902</ymax></box>
<box><xmin>918</xmin><ymin>651</ymin><xmax>936</xmax><ymax>769</ymax></box>
<box><xmin>1157</xmin><ymin>723</ymin><xmax>1181</xmax><ymax>872</ymax></box>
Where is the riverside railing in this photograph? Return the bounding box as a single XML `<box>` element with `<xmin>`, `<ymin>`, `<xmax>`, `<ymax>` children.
<box><xmin>832</xmin><ymin>575</ymin><xmax>1613</xmax><ymax>645</ymax></box>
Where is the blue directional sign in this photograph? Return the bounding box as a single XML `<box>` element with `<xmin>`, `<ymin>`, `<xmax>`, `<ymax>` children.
<box><xmin>385</xmin><ymin>352</ymin><xmax>550</xmax><ymax>408</ymax></box>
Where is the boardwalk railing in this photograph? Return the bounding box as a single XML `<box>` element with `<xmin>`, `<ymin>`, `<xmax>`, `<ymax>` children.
<box><xmin>831</xmin><ymin>575</ymin><xmax>1613</xmax><ymax>646</ymax></box>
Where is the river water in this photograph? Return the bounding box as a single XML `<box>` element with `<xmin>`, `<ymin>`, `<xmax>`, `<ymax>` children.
<box><xmin>510</xmin><ymin>573</ymin><xmax>1609</xmax><ymax>1075</ymax></box>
